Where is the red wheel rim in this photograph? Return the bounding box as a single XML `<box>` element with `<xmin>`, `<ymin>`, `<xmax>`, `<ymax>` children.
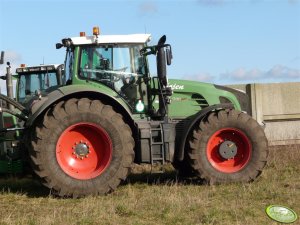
<box><xmin>56</xmin><ymin>123</ymin><xmax>112</xmax><ymax>180</ymax></box>
<box><xmin>207</xmin><ymin>128</ymin><xmax>252</xmax><ymax>173</ymax></box>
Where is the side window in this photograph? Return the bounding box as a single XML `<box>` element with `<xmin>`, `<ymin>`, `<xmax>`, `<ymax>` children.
<box><xmin>80</xmin><ymin>47</ymin><xmax>113</xmax><ymax>80</ymax></box>
<box><xmin>65</xmin><ymin>49</ymin><xmax>74</xmax><ymax>83</ymax></box>
<box><xmin>113</xmin><ymin>48</ymin><xmax>130</xmax><ymax>72</ymax></box>
<box><xmin>43</xmin><ymin>72</ymin><xmax>58</xmax><ymax>89</ymax></box>
<box><xmin>18</xmin><ymin>75</ymin><xmax>26</xmax><ymax>100</ymax></box>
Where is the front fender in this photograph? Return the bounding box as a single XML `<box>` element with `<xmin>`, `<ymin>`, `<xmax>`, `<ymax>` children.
<box><xmin>25</xmin><ymin>85</ymin><xmax>132</xmax><ymax>127</ymax></box>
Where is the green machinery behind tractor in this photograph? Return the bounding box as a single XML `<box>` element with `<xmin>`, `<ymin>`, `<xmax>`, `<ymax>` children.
<box><xmin>0</xmin><ymin>60</ymin><xmax>63</xmax><ymax>173</ymax></box>
<box><xmin>0</xmin><ymin>27</ymin><xmax>268</xmax><ymax>197</ymax></box>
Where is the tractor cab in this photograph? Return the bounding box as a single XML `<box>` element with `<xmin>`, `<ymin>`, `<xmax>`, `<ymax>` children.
<box><xmin>57</xmin><ymin>27</ymin><xmax>172</xmax><ymax>118</ymax></box>
<box><xmin>16</xmin><ymin>64</ymin><xmax>64</xmax><ymax>105</ymax></box>
<box><xmin>79</xmin><ymin>42</ymin><xmax>147</xmax><ymax>109</ymax></box>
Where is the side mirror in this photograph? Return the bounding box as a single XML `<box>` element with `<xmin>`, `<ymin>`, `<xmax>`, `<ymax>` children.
<box><xmin>157</xmin><ymin>47</ymin><xmax>167</xmax><ymax>87</ymax></box>
<box><xmin>56</xmin><ymin>43</ymin><xmax>63</xmax><ymax>49</ymax></box>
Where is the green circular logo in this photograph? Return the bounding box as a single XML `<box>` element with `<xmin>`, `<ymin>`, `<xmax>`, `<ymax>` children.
<box><xmin>266</xmin><ymin>205</ymin><xmax>298</xmax><ymax>223</ymax></box>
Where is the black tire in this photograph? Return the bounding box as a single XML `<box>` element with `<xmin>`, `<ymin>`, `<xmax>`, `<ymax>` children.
<box><xmin>29</xmin><ymin>98</ymin><xmax>134</xmax><ymax>197</ymax></box>
<box><xmin>172</xmin><ymin>158</ymin><xmax>195</xmax><ymax>178</ymax></box>
<box><xmin>187</xmin><ymin>109</ymin><xmax>268</xmax><ymax>184</ymax></box>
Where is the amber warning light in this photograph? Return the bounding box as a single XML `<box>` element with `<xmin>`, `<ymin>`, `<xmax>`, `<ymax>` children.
<box><xmin>93</xmin><ymin>26</ymin><xmax>100</xmax><ymax>36</ymax></box>
<box><xmin>80</xmin><ymin>32</ymin><xmax>86</xmax><ymax>37</ymax></box>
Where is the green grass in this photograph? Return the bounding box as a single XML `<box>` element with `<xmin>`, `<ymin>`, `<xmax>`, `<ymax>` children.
<box><xmin>0</xmin><ymin>145</ymin><xmax>299</xmax><ymax>225</ymax></box>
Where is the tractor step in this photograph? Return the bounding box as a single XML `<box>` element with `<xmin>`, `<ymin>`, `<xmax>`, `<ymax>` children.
<box><xmin>150</xmin><ymin>123</ymin><xmax>165</xmax><ymax>164</ymax></box>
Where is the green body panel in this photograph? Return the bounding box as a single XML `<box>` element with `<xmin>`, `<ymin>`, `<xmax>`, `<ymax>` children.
<box><xmin>0</xmin><ymin>113</ymin><xmax>22</xmax><ymax>174</ymax></box>
<box><xmin>149</xmin><ymin>79</ymin><xmax>241</xmax><ymax>119</ymax></box>
<box><xmin>168</xmin><ymin>79</ymin><xmax>241</xmax><ymax>119</ymax></box>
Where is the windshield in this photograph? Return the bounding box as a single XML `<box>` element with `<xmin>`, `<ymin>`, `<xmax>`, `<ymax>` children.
<box><xmin>18</xmin><ymin>72</ymin><xmax>58</xmax><ymax>104</ymax></box>
<box><xmin>79</xmin><ymin>44</ymin><xmax>146</xmax><ymax>91</ymax></box>
<box><xmin>78</xmin><ymin>44</ymin><xmax>148</xmax><ymax>111</ymax></box>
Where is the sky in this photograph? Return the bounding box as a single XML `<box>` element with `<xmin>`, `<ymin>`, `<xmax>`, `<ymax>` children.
<box><xmin>0</xmin><ymin>0</ymin><xmax>299</xmax><ymax>93</ymax></box>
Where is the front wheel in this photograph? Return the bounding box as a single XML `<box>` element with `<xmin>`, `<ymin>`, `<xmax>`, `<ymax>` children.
<box><xmin>187</xmin><ymin>109</ymin><xmax>268</xmax><ymax>184</ymax></box>
<box><xmin>29</xmin><ymin>98</ymin><xmax>134</xmax><ymax>197</ymax></box>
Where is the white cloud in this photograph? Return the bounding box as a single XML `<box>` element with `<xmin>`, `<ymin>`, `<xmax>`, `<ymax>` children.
<box><xmin>184</xmin><ymin>65</ymin><xmax>300</xmax><ymax>85</ymax></box>
<box><xmin>183</xmin><ymin>72</ymin><xmax>215</xmax><ymax>82</ymax></box>
<box><xmin>138</xmin><ymin>1</ymin><xmax>158</xmax><ymax>15</ymax></box>
<box><xmin>222</xmin><ymin>68</ymin><xmax>264</xmax><ymax>81</ymax></box>
<box><xmin>221</xmin><ymin>65</ymin><xmax>300</xmax><ymax>83</ymax></box>
<box><xmin>266</xmin><ymin>65</ymin><xmax>300</xmax><ymax>79</ymax></box>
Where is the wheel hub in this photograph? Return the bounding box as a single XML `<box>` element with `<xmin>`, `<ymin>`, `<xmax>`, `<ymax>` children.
<box><xmin>219</xmin><ymin>140</ymin><xmax>237</xmax><ymax>159</ymax></box>
<box><xmin>73</xmin><ymin>141</ymin><xmax>90</xmax><ymax>158</ymax></box>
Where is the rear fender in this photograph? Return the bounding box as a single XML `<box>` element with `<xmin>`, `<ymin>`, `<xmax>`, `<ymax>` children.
<box><xmin>175</xmin><ymin>103</ymin><xmax>234</xmax><ymax>161</ymax></box>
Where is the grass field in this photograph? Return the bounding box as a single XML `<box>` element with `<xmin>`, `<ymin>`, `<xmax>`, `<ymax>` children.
<box><xmin>0</xmin><ymin>145</ymin><xmax>299</xmax><ymax>225</ymax></box>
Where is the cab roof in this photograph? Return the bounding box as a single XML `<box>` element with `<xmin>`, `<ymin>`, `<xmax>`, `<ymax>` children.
<box><xmin>70</xmin><ymin>34</ymin><xmax>152</xmax><ymax>45</ymax></box>
<box><xmin>16</xmin><ymin>64</ymin><xmax>62</xmax><ymax>73</ymax></box>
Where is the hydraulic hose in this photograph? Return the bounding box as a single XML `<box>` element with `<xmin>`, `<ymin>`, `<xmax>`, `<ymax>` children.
<box><xmin>0</xmin><ymin>93</ymin><xmax>27</xmax><ymax>114</ymax></box>
<box><xmin>0</xmin><ymin>107</ymin><xmax>27</xmax><ymax>121</ymax></box>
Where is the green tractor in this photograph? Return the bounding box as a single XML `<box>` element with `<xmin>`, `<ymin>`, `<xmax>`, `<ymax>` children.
<box><xmin>0</xmin><ymin>27</ymin><xmax>268</xmax><ymax>197</ymax></box>
<box><xmin>0</xmin><ymin>58</ymin><xmax>64</xmax><ymax>174</ymax></box>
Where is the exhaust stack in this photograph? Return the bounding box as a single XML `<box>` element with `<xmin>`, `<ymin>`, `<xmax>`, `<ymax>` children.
<box><xmin>0</xmin><ymin>51</ymin><xmax>4</xmax><ymax>64</ymax></box>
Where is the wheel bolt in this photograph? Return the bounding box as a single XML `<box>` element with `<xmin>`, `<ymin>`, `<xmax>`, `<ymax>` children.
<box><xmin>80</xmin><ymin>157</ymin><xmax>84</xmax><ymax>160</ymax></box>
<box><xmin>85</xmin><ymin>155</ymin><xmax>88</xmax><ymax>158</ymax></box>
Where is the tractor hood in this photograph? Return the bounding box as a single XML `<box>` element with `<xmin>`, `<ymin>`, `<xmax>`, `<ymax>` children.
<box><xmin>167</xmin><ymin>79</ymin><xmax>250</xmax><ymax>118</ymax></box>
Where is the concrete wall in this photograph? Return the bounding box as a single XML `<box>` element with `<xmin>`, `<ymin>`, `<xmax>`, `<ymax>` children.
<box><xmin>229</xmin><ymin>82</ymin><xmax>300</xmax><ymax>146</ymax></box>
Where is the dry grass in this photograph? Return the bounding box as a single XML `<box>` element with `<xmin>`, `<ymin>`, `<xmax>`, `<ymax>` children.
<box><xmin>0</xmin><ymin>145</ymin><xmax>299</xmax><ymax>225</ymax></box>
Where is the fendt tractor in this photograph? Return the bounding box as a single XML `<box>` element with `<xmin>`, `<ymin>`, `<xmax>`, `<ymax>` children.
<box><xmin>0</xmin><ymin>58</ymin><xmax>64</xmax><ymax>173</ymax></box>
<box><xmin>0</xmin><ymin>27</ymin><xmax>268</xmax><ymax>197</ymax></box>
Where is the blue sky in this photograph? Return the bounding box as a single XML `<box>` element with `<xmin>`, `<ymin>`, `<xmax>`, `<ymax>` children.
<box><xmin>0</xmin><ymin>0</ymin><xmax>299</xmax><ymax>89</ymax></box>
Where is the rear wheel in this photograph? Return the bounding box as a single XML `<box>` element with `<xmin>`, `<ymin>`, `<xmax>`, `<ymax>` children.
<box><xmin>187</xmin><ymin>109</ymin><xmax>268</xmax><ymax>184</ymax></box>
<box><xmin>30</xmin><ymin>98</ymin><xmax>134</xmax><ymax>197</ymax></box>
